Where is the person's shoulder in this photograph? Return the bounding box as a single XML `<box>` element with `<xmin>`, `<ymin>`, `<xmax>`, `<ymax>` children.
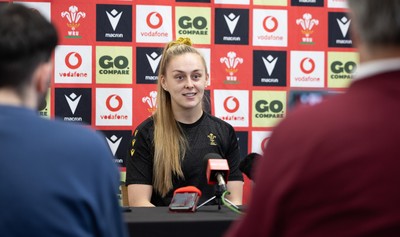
<box><xmin>137</xmin><ymin>116</ymin><xmax>154</xmax><ymax>128</ymax></box>
<box><xmin>274</xmin><ymin>94</ymin><xmax>345</xmax><ymax>136</ymax></box>
<box><xmin>286</xmin><ymin>93</ymin><xmax>343</xmax><ymax>122</ymax></box>
<box><xmin>134</xmin><ymin>116</ymin><xmax>154</xmax><ymax>133</ymax></box>
<box><xmin>49</xmin><ymin>118</ymin><xmax>95</xmax><ymax>133</ymax></box>
<box><xmin>40</xmin><ymin>118</ymin><xmax>105</xmax><ymax>146</ymax></box>
<box><xmin>130</xmin><ymin>116</ymin><xmax>155</xmax><ymax>141</ymax></box>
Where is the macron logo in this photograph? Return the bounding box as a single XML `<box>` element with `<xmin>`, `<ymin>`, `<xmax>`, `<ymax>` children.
<box><xmin>337</xmin><ymin>16</ymin><xmax>351</xmax><ymax>38</ymax></box>
<box><xmin>106</xmin><ymin>135</ymin><xmax>122</xmax><ymax>156</ymax></box>
<box><xmin>262</xmin><ymin>55</ymin><xmax>278</xmax><ymax>76</ymax></box>
<box><xmin>65</xmin><ymin>93</ymin><xmax>82</xmax><ymax>115</ymax></box>
<box><xmin>146</xmin><ymin>52</ymin><xmax>162</xmax><ymax>74</ymax></box>
<box><xmin>224</xmin><ymin>13</ymin><xmax>240</xmax><ymax>34</ymax></box>
<box><xmin>106</xmin><ymin>9</ymin><xmax>123</xmax><ymax>31</ymax></box>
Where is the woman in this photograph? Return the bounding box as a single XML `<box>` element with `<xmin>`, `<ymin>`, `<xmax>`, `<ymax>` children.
<box><xmin>126</xmin><ymin>37</ymin><xmax>243</xmax><ymax>207</ymax></box>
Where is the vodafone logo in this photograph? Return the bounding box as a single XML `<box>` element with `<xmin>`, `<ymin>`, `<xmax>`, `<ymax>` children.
<box><xmin>223</xmin><ymin>96</ymin><xmax>240</xmax><ymax>113</ymax></box>
<box><xmin>55</xmin><ymin>46</ymin><xmax>91</xmax><ymax>84</ymax></box>
<box><xmin>96</xmin><ymin>88</ymin><xmax>132</xmax><ymax>126</ymax></box>
<box><xmin>146</xmin><ymin>12</ymin><xmax>163</xmax><ymax>29</ymax></box>
<box><xmin>253</xmin><ymin>9</ymin><xmax>287</xmax><ymax>47</ymax></box>
<box><xmin>261</xmin><ymin>137</ymin><xmax>270</xmax><ymax>150</ymax></box>
<box><xmin>291</xmin><ymin>51</ymin><xmax>324</xmax><ymax>87</ymax></box>
<box><xmin>300</xmin><ymin>57</ymin><xmax>315</xmax><ymax>74</ymax></box>
<box><xmin>65</xmin><ymin>52</ymin><xmax>82</xmax><ymax>70</ymax></box>
<box><xmin>136</xmin><ymin>5</ymin><xmax>172</xmax><ymax>43</ymax></box>
<box><xmin>263</xmin><ymin>16</ymin><xmax>278</xmax><ymax>33</ymax></box>
<box><xmin>214</xmin><ymin>89</ymin><xmax>248</xmax><ymax>127</ymax></box>
<box><xmin>106</xmin><ymin>94</ymin><xmax>123</xmax><ymax>112</ymax></box>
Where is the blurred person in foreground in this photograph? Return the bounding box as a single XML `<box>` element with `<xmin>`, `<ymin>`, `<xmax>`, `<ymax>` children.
<box><xmin>225</xmin><ymin>0</ymin><xmax>400</xmax><ymax>236</ymax></box>
<box><xmin>0</xmin><ymin>4</ymin><xmax>127</xmax><ymax>237</ymax></box>
<box><xmin>126</xmin><ymin>37</ymin><xmax>243</xmax><ymax>207</ymax></box>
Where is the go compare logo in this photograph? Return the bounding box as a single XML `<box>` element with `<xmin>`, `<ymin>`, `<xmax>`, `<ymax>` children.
<box><xmin>96</xmin><ymin>46</ymin><xmax>132</xmax><ymax>84</ymax></box>
<box><xmin>175</xmin><ymin>7</ymin><xmax>211</xmax><ymax>44</ymax></box>
<box><xmin>252</xmin><ymin>90</ymin><xmax>286</xmax><ymax>128</ymax></box>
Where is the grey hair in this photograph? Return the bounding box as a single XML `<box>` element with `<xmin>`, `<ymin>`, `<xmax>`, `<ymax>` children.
<box><xmin>347</xmin><ymin>0</ymin><xmax>400</xmax><ymax>47</ymax></box>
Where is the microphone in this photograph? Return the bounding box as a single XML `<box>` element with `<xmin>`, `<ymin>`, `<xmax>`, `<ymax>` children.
<box><xmin>203</xmin><ymin>153</ymin><xmax>230</xmax><ymax>191</ymax></box>
<box><xmin>239</xmin><ymin>152</ymin><xmax>261</xmax><ymax>180</ymax></box>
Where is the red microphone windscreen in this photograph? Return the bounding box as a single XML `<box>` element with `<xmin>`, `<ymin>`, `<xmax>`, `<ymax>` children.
<box><xmin>174</xmin><ymin>186</ymin><xmax>202</xmax><ymax>197</ymax></box>
<box><xmin>207</xmin><ymin>159</ymin><xmax>230</xmax><ymax>185</ymax></box>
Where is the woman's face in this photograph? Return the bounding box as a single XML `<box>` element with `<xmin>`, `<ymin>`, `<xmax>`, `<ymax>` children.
<box><xmin>161</xmin><ymin>52</ymin><xmax>208</xmax><ymax>114</ymax></box>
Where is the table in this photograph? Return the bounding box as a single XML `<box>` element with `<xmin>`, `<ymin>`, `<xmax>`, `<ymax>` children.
<box><xmin>123</xmin><ymin>205</ymin><xmax>242</xmax><ymax>237</ymax></box>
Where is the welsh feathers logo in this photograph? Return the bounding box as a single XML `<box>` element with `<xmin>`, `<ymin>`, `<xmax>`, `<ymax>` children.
<box><xmin>61</xmin><ymin>6</ymin><xmax>86</xmax><ymax>38</ymax></box>
<box><xmin>142</xmin><ymin>91</ymin><xmax>157</xmax><ymax>113</ymax></box>
<box><xmin>296</xmin><ymin>13</ymin><xmax>319</xmax><ymax>44</ymax></box>
<box><xmin>220</xmin><ymin>52</ymin><xmax>243</xmax><ymax>84</ymax></box>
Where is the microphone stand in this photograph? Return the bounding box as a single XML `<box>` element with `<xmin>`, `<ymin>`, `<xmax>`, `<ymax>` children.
<box><xmin>196</xmin><ymin>185</ymin><xmax>239</xmax><ymax>211</ymax></box>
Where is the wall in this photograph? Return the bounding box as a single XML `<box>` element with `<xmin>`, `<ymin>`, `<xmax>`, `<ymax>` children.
<box><xmin>9</xmin><ymin>0</ymin><xmax>355</xmax><ymax>204</ymax></box>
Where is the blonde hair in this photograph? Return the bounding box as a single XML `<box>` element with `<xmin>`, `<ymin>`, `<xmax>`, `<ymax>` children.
<box><xmin>153</xmin><ymin>37</ymin><xmax>208</xmax><ymax>197</ymax></box>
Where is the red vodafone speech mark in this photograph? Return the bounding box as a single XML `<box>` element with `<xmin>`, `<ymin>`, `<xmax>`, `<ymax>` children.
<box><xmin>263</xmin><ymin>16</ymin><xmax>278</xmax><ymax>33</ymax></box>
<box><xmin>146</xmin><ymin>12</ymin><xmax>163</xmax><ymax>29</ymax></box>
<box><xmin>65</xmin><ymin>52</ymin><xmax>82</xmax><ymax>70</ymax></box>
<box><xmin>106</xmin><ymin>94</ymin><xmax>123</xmax><ymax>112</ymax></box>
<box><xmin>261</xmin><ymin>137</ymin><xmax>270</xmax><ymax>151</ymax></box>
<box><xmin>223</xmin><ymin>96</ymin><xmax>240</xmax><ymax>113</ymax></box>
<box><xmin>300</xmin><ymin>57</ymin><xmax>315</xmax><ymax>74</ymax></box>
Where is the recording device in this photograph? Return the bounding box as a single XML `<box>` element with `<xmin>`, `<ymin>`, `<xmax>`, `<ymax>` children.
<box><xmin>169</xmin><ymin>186</ymin><xmax>202</xmax><ymax>212</ymax></box>
<box><xmin>204</xmin><ymin>153</ymin><xmax>230</xmax><ymax>191</ymax></box>
<box><xmin>239</xmin><ymin>152</ymin><xmax>261</xmax><ymax>180</ymax></box>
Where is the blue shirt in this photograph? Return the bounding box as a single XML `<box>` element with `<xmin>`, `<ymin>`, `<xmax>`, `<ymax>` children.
<box><xmin>0</xmin><ymin>105</ymin><xmax>127</xmax><ymax>237</ymax></box>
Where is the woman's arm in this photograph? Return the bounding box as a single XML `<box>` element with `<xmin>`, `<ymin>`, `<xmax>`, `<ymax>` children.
<box><xmin>127</xmin><ymin>184</ymin><xmax>155</xmax><ymax>207</ymax></box>
<box><xmin>226</xmin><ymin>181</ymin><xmax>243</xmax><ymax>205</ymax></box>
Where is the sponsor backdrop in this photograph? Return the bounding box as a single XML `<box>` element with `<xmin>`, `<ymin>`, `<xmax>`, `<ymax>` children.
<box><xmin>7</xmin><ymin>0</ymin><xmax>356</xmax><ymax>204</ymax></box>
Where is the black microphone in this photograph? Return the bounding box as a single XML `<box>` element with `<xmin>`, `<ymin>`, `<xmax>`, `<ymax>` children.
<box><xmin>239</xmin><ymin>152</ymin><xmax>261</xmax><ymax>180</ymax></box>
<box><xmin>203</xmin><ymin>153</ymin><xmax>230</xmax><ymax>191</ymax></box>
